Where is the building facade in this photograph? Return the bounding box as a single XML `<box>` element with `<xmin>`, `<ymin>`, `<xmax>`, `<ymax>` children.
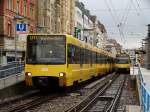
<box><xmin>91</xmin><ymin>16</ymin><xmax>107</xmax><ymax>49</ymax></box>
<box><xmin>75</xmin><ymin>0</ymin><xmax>108</xmax><ymax>48</ymax></box>
<box><xmin>37</xmin><ymin>0</ymin><xmax>75</xmax><ymax>34</ymax></box>
<box><xmin>37</xmin><ymin>0</ymin><xmax>55</xmax><ymax>33</ymax></box>
<box><xmin>0</xmin><ymin>0</ymin><xmax>36</xmax><ymax>65</ymax></box>
<box><xmin>55</xmin><ymin>0</ymin><xmax>75</xmax><ymax>34</ymax></box>
<box><xmin>75</xmin><ymin>0</ymin><xmax>94</xmax><ymax>44</ymax></box>
<box><xmin>106</xmin><ymin>39</ymin><xmax>122</xmax><ymax>57</ymax></box>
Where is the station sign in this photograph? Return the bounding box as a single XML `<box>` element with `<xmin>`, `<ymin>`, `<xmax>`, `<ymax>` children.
<box><xmin>16</xmin><ymin>24</ymin><xmax>27</xmax><ymax>32</ymax></box>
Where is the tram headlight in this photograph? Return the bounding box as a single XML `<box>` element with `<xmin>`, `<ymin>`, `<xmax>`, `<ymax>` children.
<box><xmin>59</xmin><ymin>72</ymin><xmax>65</xmax><ymax>77</ymax></box>
<box><xmin>26</xmin><ymin>72</ymin><xmax>32</xmax><ymax>76</ymax></box>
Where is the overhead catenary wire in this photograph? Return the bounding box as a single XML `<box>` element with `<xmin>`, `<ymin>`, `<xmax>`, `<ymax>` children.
<box><xmin>134</xmin><ymin>0</ymin><xmax>148</xmax><ymax>25</ymax></box>
<box><xmin>104</xmin><ymin>0</ymin><xmax>128</xmax><ymax>44</ymax></box>
<box><xmin>85</xmin><ymin>0</ymin><xmax>148</xmax><ymax>46</ymax></box>
<box><xmin>88</xmin><ymin>8</ymin><xmax>150</xmax><ymax>12</ymax></box>
<box><xmin>103</xmin><ymin>1</ymin><xmax>120</xmax><ymax>34</ymax></box>
<box><xmin>109</xmin><ymin>0</ymin><xmax>134</xmax><ymax>43</ymax></box>
<box><xmin>131</xmin><ymin>0</ymin><xmax>140</xmax><ymax>16</ymax></box>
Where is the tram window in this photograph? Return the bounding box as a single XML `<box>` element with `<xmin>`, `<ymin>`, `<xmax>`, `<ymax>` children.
<box><xmin>90</xmin><ymin>51</ymin><xmax>92</xmax><ymax>65</ymax></box>
<box><xmin>26</xmin><ymin>36</ymin><xmax>66</xmax><ymax>64</ymax></box>
<box><xmin>101</xmin><ymin>55</ymin><xmax>103</xmax><ymax>64</ymax></box>
<box><xmin>87</xmin><ymin>50</ymin><xmax>90</xmax><ymax>64</ymax></box>
<box><xmin>105</xmin><ymin>56</ymin><xmax>107</xmax><ymax>64</ymax></box>
<box><xmin>99</xmin><ymin>54</ymin><xmax>101</xmax><ymax>64</ymax></box>
<box><xmin>106</xmin><ymin>57</ymin><xmax>108</xmax><ymax>64</ymax></box>
<box><xmin>68</xmin><ymin>45</ymin><xmax>73</xmax><ymax>58</ymax></box>
<box><xmin>68</xmin><ymin>44</ymin><xmax>80</xmax><ymax>64</ymax></box>
<box><xmin>96</xmin><ymin>53</ymin><xmax>98</xmax><ymax>64</ymax></box>
<box><xmin>97</xmin><ymin>53</ymin><xmax>99</xmax><ymax>64</ymax></box>
<box><xmin>92</xmin><ymin>52</ymin><xmax>94</xmax><ymax>64</ymax></box>
<box><xmin>100</xmin><ymin>54</ymin><xmax>102</xmax><ymax>64</ymax></box>
<box><xmin>68</xmin><ymin>44</ymin><xmax>75</xmax><ymax>64</ymax></box>
<box><xmin>94</xmin><ymin>52</ymin><xmax>97</xmax><ymax>64</ymax></box>
<box><xmin>80</xmin><ymin>48</ymin><xmax>84</xmax><ymax>64</ymax></box>
<box><xmin>75</xmin><ymin>46</ymin><xmax>81</xmax><ymax>64</ymax></box>
<box><xmin>84</xmin><ymin>49</ymin><xmax>87</xmax><ymax>64</ymax></box>
<box><xmin>102</xmin><ymin>55</ymin><xmax>106</xmax><ymax>64</ymax></box>
<box><xmin>97</xmin><ymin>53</ymin><xmax>100</xmax><ymax>64</ymax></box>
<box><xmin>83</xmin><ymin>48</ymin><xmax>86</xmax><ymax>64</ymax></box>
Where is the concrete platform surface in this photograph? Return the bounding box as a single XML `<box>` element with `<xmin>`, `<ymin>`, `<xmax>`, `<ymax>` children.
<box><xmin>126</xmin><ymin>105</ymin><xmax>141</xmax><ymax>112</ymax></box>
<box><xmin>130</xmin><ymin>67</ymin><xmax>139</xmax><ymax>75</ymax></box>
<box><xmin>140</xmin><ymin>68</ymin><xmax>150</xmax><ymax>91</ymax></box>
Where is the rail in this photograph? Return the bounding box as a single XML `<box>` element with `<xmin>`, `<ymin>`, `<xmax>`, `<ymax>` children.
<box><xmin>65</xmin><ymin>74</ymin><xmax>125</xmax><ymax>112</ymax></box>
<box><xmin>138</xmin><ymin>66</ymin><xmax>150</xmax><ymax>112</ymax></box>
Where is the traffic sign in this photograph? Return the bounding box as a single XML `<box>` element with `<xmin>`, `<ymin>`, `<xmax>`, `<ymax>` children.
<box><xmin>16</xmin><ymin>24</ymin><xmax>27</xmax><ymax>32</ymax></box>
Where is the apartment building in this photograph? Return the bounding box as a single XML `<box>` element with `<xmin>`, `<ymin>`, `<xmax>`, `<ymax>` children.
<box><xmin>0</xmin><ymin>0</ymin><xmax>36</xmax><ymax>64</ymax></box>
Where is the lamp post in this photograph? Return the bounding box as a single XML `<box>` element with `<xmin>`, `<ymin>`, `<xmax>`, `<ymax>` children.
<box><xmin>14</xmin><ymin>15</ymin><xmax>24</xmax><ymax>62</ymax></box>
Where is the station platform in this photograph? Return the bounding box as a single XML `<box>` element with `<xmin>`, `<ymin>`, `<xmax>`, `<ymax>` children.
<box><xmin>140</xmin><ymin>68</ymin><xmax>150</xmax><ymax>91</ymax></box>
<box><xmin>134</xmin><ymin>67</ymin><xmax>150</xmax><ymax>112</ymax></box>
<box><xmin>130</xmin><ymin>67</ymin><xmax>139</xmax><ymax>75</ymax></box>
<box><xmin>126</xmin><ymin>105</ymin><xmax>141</xmax><ymax>112</ymax></box>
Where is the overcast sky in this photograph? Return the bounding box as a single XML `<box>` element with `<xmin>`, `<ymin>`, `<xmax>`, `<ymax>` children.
<box><xmin>81</xmin><ymin>0</ymin><xmax>150</xmax><ymax>49</ymax></box>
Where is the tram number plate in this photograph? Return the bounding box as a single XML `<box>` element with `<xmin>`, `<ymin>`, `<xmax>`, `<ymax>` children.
<box><xmin>41</xmin><ymin>68</ymin><xmax>48</xmax><ymax>71</ymax></box>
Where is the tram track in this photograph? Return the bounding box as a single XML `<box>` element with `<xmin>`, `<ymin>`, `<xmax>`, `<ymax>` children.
<box><xmin>3</xmin><ymin>93</ymin><xmax>59</xmax><ymax>112</ymax></box>
<box><xmin>0</xmin><ymin>90</ymin><xmax>40</xmax><ymax>108</ymax></box>
<box><xmin>0</xmin><ymin>73</ymin><xmax>117</xmax><ymax>112</ymax></box>
<box><xmin>65</xmin><ymin>74</ymin><xmax>126</xmax><ymax>112</ymax></box>
<box><xmin>6</xmin><ymin>94</ymin><xmax>58</xmax><ymax>112</ymax></box>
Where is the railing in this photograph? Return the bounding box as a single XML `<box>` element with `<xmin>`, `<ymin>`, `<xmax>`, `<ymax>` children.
<box><xmin>138</xmin><ymin>67</ymin><xmax>150</xmax><ymax>112</ymax></box>
<box><xmin>0</xmin><ymin>61</ymin><xmax>24</xmax><ymax>70</ymax></box>
<box><xmin>0</xmin><ymin>62</ymin><xmax>24</xmax><ymax>79</ymax></box>
<box><xmin>0</xmin><ymin>71</ymin><xmax>25</xmax><ymax>90</ymax></box>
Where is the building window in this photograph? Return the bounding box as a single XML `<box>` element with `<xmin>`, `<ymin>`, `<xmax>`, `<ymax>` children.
<box><xmin>16</xmin><ymin>0</ymin><xmax>20</xmax><ymax>14</ymax></box>
<box><xmin>30</xmin><ymin>4</ymin><xmax>34</xmax><ymax>19</ymax></box>
<box><xmin>8</xmin><ymin>22</ymin><xmax>11</xmax><ymax>37</ymax></box>
<box><xmin>24</xmin><ymin>0</ymin><xmax>27</xmax><ymax>16</ymax></box>
<box><xmin>77</xmin><ymin>10</ymin><xmax>82</xmax><ymax>19</ymax></box>
<box><xmin>7</xmin><ymin>0</ymin><xmax>13</xmax><ymax>10</ymax></box>
<box><xmin>44</xmin><ymin>17</ymin><xmax>47</xmax><ymax>26</ymax></box>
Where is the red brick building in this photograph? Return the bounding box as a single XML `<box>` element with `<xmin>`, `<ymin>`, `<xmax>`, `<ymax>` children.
<box><xmin>0</xmin><ymin>0</ymin><xmax>36</xmax><ymax>64</ymax></box>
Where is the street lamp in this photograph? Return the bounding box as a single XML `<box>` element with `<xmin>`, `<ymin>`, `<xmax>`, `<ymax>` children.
<box><xmin>14</xmin><ymin>15</ymin><xmax>24</xmax><ymax>62</ymax></box>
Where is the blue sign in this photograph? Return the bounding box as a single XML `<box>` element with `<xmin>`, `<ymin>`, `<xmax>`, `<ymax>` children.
<box><xmin>16</xmin><ymin>24</ymin><xmax>27</xmax><ymax>32</ymax></box>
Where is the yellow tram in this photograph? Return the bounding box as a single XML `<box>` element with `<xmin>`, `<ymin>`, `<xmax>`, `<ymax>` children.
<box><xmin>115</xmin><ymin>54</ymin><xmax>130</xmax><ymax>74</ymax></box>
<box><xmin>25</xmin><ymin>34</ymin><xmax>115</xmax><ymax>89</ymax></box>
